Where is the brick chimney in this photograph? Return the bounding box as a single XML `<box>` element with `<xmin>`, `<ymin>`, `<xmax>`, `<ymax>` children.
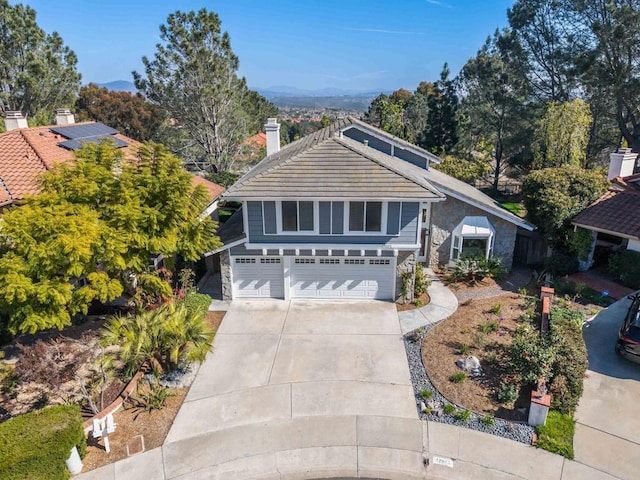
<box><xmin>608</xmin><ymin>147</ymin><xmax>637</xmax><ymax>180</ymax></box>
<box><xmin>4</xmin><ymin>111</ymin><xmax>28</xmax><ymax>131</ymax></box>
<box><xmin>55</xmin><ymin>108</ymin><xmax>75</xmax><ymax>125</ymax></box>
<box><xmin>264</xmin><ymin>117</ymin><xmax>280</xmax><ymax>157</ymax></box>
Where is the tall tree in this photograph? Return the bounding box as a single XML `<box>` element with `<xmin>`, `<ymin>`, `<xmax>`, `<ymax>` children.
<box><xmin>363</xmin><ymin>93</ymin><xmax>406</xmax><ymax>139</ymax></box>
<box><xmin>0</xmin><ymin>0</ymin><xmax>81</xmax><ymax>124</ymax></box>
<box><xmin>134</xmin><ymin>9</ymin><xmax>248</xmax><ymax>172</ymax></box>
<box><xmin>568</xmin><ymin>0</ymin><xmax>640</xmax><ymax>152</ymax></box>
<box><xmin>457</xmin><ymin>32</ymin><xmax>532</xmax><ymax>192</ymax></box>
<box><xmin>420</xmin><ymin>64</ymin><xmax>459</xmax><ymax>154</ymax></box>
<box><xmin>241</xmin><ymin>89</ymin><xmax>279</xmax><ymax>135</ymax></box>
<box><xmin>0</xmin><ymin>142</ymin><xmax>219</xmax><ymax>334</ymax></box>
<box><xmin>507</xmin><ymin>0</ymin><xmax>577</xmax><ymax>102</ymax></box>
<box><xmin>533</xmin><ymin>99</ymin><xmax>592</xmax><ymax>168</ymax></box>
<box><xmin>75</xmin><ymin>84</ymin><xmax>166</xmax><ymax>142</ymax></box>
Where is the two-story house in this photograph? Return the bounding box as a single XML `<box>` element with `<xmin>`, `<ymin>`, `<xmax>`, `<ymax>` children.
<box><xmin>210</xmin><ymin>117</ymin><xmax>534</xmax><ymax>301</ymax></box>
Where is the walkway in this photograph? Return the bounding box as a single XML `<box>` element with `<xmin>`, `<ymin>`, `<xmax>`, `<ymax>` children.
<box><xmin>398</xmin><ymin>268</ymin><xmax>458</xmax><ymax>334</ymax></box>
<box><xmin>567</xmin><ymin>271</ymin><xmax>634</xmax><ymax>300</ymax></box>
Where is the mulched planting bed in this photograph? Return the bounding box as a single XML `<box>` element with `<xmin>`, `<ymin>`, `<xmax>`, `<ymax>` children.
<box><xmin>403</xmin><ymin>293</ymin><xmax>534</xmax><ymax>444</ymax></box>
<box><xmin>81</xmin><ymin>310</ymin><xmax>226</xmax><ymax>472</ymax></box>
<box><xmin>396</xmin><ymin>292</ymin><xmax>431</xmax><ymax>312</ymax></box>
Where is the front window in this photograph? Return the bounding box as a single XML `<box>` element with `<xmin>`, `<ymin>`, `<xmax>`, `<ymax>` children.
<box><xmin>282</xmin><ymin>201</ymin><xmax>314</xmax><ymax>232</ymax></box>
<box><xmin>450</xmin><ymin>216</ymin><xmax>495</xmax><ymax>261</ymax></box>
<box><xmin>349</xmin><ymin>201</ymin><xmax>382</xmax><ymax>232</ymax></box>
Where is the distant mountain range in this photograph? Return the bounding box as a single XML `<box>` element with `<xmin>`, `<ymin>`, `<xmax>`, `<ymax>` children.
<box><xmin>93</xmin><ymin>81</ymin><xmax>385</xmax><ymax>110</ymax></box>
<box><xmin>96</xmin><ymin>80</ymin><xmax>137</xmax><ymax>93</ymax></box>
<box><xmin>254</xmin><ymin>85</ymin><xmax>389</xmax><ymax>98</ymax></box>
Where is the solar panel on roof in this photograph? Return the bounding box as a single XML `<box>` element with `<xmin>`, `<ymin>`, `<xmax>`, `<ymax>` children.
<box><xmin>51</xmin><ymin>122</ymin><xmax>119</xmax><ymax>139</ymax></box>
<box><xmin>59</xmin><ymin>135</ymin><xmax>128</xmax><ymax>151</ymax></box>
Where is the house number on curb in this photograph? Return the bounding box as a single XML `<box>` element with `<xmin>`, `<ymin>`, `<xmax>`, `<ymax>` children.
<box><xmin>432</xmin><ymin>456</ymin><xmax>454</xmax><ymax>468</ymax></box>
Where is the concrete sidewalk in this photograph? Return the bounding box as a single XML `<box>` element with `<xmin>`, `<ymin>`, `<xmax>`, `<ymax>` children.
<box><xmin>78</xmin><ymin>419</ymin><xmax>617</xmax><ymax>480</ymax></box>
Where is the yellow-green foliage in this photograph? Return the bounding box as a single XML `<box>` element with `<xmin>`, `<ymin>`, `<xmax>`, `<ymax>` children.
<box><xmin>0</xmin><ymin>142</ymin><xmax>221</xmax><ymax>334</ymax></box>
<box><xmin>0</xmin><ymin>404</ymin><xmax>86</xmax><ymax>480</ymax></box>
<box><xmin>533</xmin><ymin>99</ymin><xmax>592</xmax><ymax>169</ymax></box>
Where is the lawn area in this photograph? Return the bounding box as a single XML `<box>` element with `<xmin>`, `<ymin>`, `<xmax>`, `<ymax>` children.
<box><xmin>536</xmin><ymin>410</ymin><xmax>576</xmax><ymax>459</ymax></box>
<box><xmin>500</xmin><ymin>202</ymin><xmax>526</xmax><ymax>217</ymax></box>
<box><xmin>422</xmin><ymin>293</ymin><xmax>530</xmax><ymax>421</ymax></box>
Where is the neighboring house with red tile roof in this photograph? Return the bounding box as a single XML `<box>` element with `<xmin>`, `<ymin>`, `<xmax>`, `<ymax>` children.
<box><xmin>572</xmin><ymin>148</ymin><xmax>640</xmax><ymax>267</ymax></box>
<box><xmin>0</xmin><ymin>111</ymin><xmax>224</xmax><ymax>209</ymax></box>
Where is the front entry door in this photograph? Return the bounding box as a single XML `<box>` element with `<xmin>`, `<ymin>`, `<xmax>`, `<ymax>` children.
<box><xmin>417</xmin><ymin>204</ymin><xmax>431</xmax><ymax>262</ymax></box>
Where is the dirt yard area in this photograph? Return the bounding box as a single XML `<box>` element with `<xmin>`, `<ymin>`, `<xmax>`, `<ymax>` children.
<box><xmin>422</xmin><ymin>293</ymin><xmax>529</xmax><ymax>421</ymax></box>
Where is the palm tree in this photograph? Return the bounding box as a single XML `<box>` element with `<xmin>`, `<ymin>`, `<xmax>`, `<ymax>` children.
<box><xmin>101</xmin><ymin>301</ymin><xmax>214</xmax><ymax>377</ymax></box>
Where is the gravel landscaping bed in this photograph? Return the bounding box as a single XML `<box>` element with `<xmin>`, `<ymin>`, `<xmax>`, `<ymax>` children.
<box><xmin>404</xmin><ymin>325</ymin><xmax>534</xmax><ymax>445</ymax></box>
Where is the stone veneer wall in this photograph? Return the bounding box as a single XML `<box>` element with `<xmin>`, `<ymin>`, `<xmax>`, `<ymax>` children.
<box><xmin>395</xmin><ymin>250</ymin><xmax>417</xmax><ymax>303</ymax></box>
<box><xmin>220</xmin><ymin>250</ymin><xmax>232</xmax><ymax>300</ymax></box>
<box><xmin>428</xmin><ymin>197</ymin><xmax>518</xmax><ymax>269</ymax></box>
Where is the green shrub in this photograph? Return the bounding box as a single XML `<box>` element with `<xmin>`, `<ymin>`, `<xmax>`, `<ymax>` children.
<box><xmin>609</xmin><ymin>250</ymin><xmax>640</xmax><ymax>289</ymax></box>
<box><xmin>497</xmin><ymin>381</ymin><xmax>518</xmax><ymax>403</ymax></box>
<box><xmin>138</xmin><ymin>381</ymin><xmax>174</xmax><ymax>412</ymax></box>
<box><xmin>478</xmin><ymin>320</ymin><xmax>500</xmax><ymax>335</ymax></box>
<box><xmin>413</xmin><ymin>298</ymin><xmax>424</xmax><ymax>307</ymax></box>
<box><xmin>544</xmin><ymin>252</ymin><xmax>579</xmax><ymax>277</ymax></box>
<box><xmin>0</xmin><ymin>404</ymin><xmax>86</xmax><ymax>480</ymax></box>
<box><xmin>414</xmin><ymin>263</ymin><xmax>431</xmax><ymax>296</ymax></box>
<box><xmin>454</xmin><ymin>408</ymin><xmax>472</xmax><ymax>423</ymax></box>
<box><xmin>205</xmin><ymin>171</ymin><xmax>240</xmax><ymax>187</ymax></box>
<box><xmin>548</xmin><ymin>307</ymin><xmax>587</xmax><ymax>415</ymax></box>
<box><xmin>453</xmin><ymin>255</ymin><xmax>505</xmax><ymax>284</ymax></box>
<box><xmin>102</xmin><ymin>300</ymin><xmax>214</xmax><ymax>377</ymax></box>
<box><xmin>460</xmin><ymin>343</ymin><xmax>469</xmax><ymax>355</ymax></box>
<box><xmin>481</xmin><ymin>414</ymin><xmax>496</xmax><ymax>427</ymax></box>
<box><xmin>488</xmin><ymin>303</ymin><xmax>502</xmax><ymax>315</ymax></box>
<box><xmin>419</xmin><ymin>388</ymin><xmax>434</xmax><ymax>400</ymax></box>
<box><xmin>449</xmin><ymin>372</ymin><xmax>466</xmax><ymax>383</ymax></box>
<box><xmin>443</xmin><ymin>404</ymin><xmax>456</xmax><ymax>415</ymax></box>
<box><xmin>181</xmin><ymin>292</ymin><xmax>212</xmax><ymax>317</ymax></box>
<box><xmin>535</xmin><ymin>411</ymin><xmax>575</xmax><ymax>459</ymax></box>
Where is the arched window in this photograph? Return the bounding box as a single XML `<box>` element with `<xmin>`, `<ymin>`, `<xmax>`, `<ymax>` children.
<box><xmin>450</xmin><ymin>216</ymin><xmax>495</xmax><ymax>261</ymax></box>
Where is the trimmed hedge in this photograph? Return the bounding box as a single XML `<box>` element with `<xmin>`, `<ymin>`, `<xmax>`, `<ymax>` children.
<box><xmin>0</xmin><ymin>404</ymin><xmax>86</xmax><ymax>480</ymax></box>
<box><xmin>548</xmin><ymin>307</ymin><xmax>588</xmax><ymax>415</ymax></box>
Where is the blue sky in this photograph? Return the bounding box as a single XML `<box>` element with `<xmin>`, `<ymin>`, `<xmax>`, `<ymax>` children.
<box><xmin>16</xmin><ymin>0</ymin><xmax>514</xmax><ymax>92</ymax></box>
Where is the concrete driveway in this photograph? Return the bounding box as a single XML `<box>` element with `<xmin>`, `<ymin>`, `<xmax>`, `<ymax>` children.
<box><xmin>577</xmin><ymin>295</ymin><xmax>640</xmax><ymax>480</ymax></box>
<box><xmin>162</xmin><ymin>300</ymin><xmax>425</xmax><ymax>479</ymax></box>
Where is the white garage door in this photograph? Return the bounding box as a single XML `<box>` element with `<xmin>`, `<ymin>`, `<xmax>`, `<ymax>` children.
<box><xmin>232</xmin><ymin>257</ymin><xmax>284</xmax><ymax>298</ymax></box>
<box><xmin>291</xmin><ymin>257</ymin><xmax>394</xmax><ymax>300</ymax></box>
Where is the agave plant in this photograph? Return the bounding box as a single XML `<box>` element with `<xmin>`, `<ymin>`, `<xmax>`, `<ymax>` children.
<box><xmin>101</xmin><ymin>300</ymin><xmax>214</xmax><ymax>377</ymax></box>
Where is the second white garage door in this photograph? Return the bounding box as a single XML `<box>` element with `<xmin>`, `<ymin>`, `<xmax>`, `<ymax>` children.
<box><xmin>291</xmin><ymin>257</ymin><xmax>394</xmax><ymax>300</ymax></box>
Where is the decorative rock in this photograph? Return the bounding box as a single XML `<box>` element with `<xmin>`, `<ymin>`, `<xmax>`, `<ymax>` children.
<box><xmin>403</xmin><ymin>326</ymin><xmax>534</xmax><ymax>445</ymax></box>
<box><xmin>420</xmin><ymin>401</ymin><xmax>427</xmax><ymax>412</ymax></box>
<box><xmin>456</xmin><ymin>356</ymin><xmax>483</xmax><ymax>377</ymax></box>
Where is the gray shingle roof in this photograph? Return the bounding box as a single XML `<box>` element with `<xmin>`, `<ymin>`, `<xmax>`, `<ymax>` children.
<box><xmin>224</xmin><ymin>117</ymin><xmax>535</xmax><ymax>230</ymax></box>
<box><xmin>224</xmin><ymin>134</ymin><xmax>444</xmax><ymax>200</ymax></box>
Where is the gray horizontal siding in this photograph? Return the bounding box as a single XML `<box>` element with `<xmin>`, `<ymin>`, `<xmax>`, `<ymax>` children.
<box><xmin>343</xmin><ymin>127</ymin><xmax>427</xmax><ymax>169</ymax></box>
<box><xmin>246</xmin><ymin>200</ymin><xmax>419</xmax><ymax>246</ymax></box>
